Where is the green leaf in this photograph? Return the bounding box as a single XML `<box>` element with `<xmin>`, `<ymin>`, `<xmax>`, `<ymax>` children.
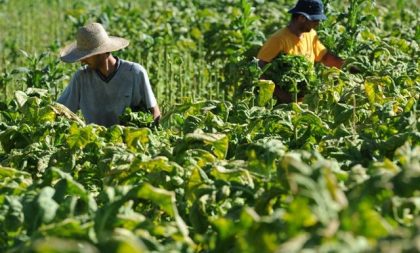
<box><xmin>332</xmin><ymin>103</ymin><xmax>354</xmax><ymax>127</ymax></box>
<box><xmin>37</xmin><ymin>187</ymin><xmax>59</xmax><ymax>223</ymax></box>
<box><xmin>38</xmin><ymin>218</ymin><xmax>91</xmax><ymax>239</ymax></box>
<box><xmin>255</xmin><ymin>80</ymin><xmax>275</xmax><ymax>107</ymax></box>
<box><xmin>210</xmin><ymin>161</ymin><xmax>254</xmax><ymax>187</ymax></box>
<box><xmin>342</xmin><ymin>200</ymin><xmax>391</xmax><ymax>239</ymax></box>
<box><xmin>66</xmin><ymin>124</ymin><xmax>98</xmax><ymax>149</ymax></box>
<box><xmin>0</xmin><ymin>166</ymin><xmax>32</xmax><ymax>180</ymax></box>
<box><xmin>105</xmin><ymin>125</ymin><xmax>124</xmax><ymax>143</ymax></box>
<box><xmin>30</xmin><ymin>237</ymin><xmax>99</xmax><ymax>253</ymax></box>
<box><xmin>135</xmin><ymin>183</ymin><xmax>175</xmax><ymax>217</ymax></box>
<box><xmin>23</xmin><ymin>186</ymin><xmax>60</xmax><ymax>233</ymax></box>
<box><xmin>100</xmin><ymin>228</ymin><xmax>148</xmax><ymax>253</ymax></box>
<box><xmin>184</xmin><ymin>132</ymin><xmax>229</xmax><ymax>159</ymax></box>
<box><xmin>14</xmin><ymin>90</ymin><xmax>29</xmax><ymax>107</ymax></box>
<box><xmin>124</xmin><ymin>127</ymin><xmax>152</xmax><ymax>152</ymax></box>
<box><xmin>132</xmin><ymin>183</ymin><xmax>193</xmax><ymax>245</ymax></box>
<box><xmin>364</xmin><ymin>80</ymin><xmax>376</xmax><ymax>105</ymax></box>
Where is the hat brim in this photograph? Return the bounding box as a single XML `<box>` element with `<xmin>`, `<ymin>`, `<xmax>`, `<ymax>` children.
<box><xmin>288</xmin><ymin>9</ymin><xmax>327</xmax><ymax>21</ymax></box>
<box><xmin>60</xmin><ymin>36</ymin><xmax>129</xmax><ymax>63</ymax></box>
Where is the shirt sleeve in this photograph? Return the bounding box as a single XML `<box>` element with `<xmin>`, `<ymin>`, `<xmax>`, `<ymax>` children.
<box><xmin>313</xmin><ymin>32</ymin><xmax>327</xmax><ymax>62</ymax></box>
<box><xmin>137</xmin><ymin>65</ymin><xmax>157</xmax><ymax>109</ymax></box>
<box><xmin>57</xmin><ymin>72</ymin><xmax>80</xmax><ymax>112</ymax></box>
<box><xmin>257</xmin><ymin>35</ymin><xmax>283</xmax><ymax>62</ymax></box>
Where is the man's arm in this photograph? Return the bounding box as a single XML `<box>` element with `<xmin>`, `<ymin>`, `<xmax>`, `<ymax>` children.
<box><xmin>258</xmin><ymin>59</ymin><xmax>268</xmax><ymax>69</ymax></box>
<box><xmin>150</xmin><ymin>105</ymin><xmax>161</xmax><ymax>124</ymax></box>
<box><xmin>320</xmin><ymin>52</ymin><xmax>344</xmax><ymax>69</ymax></box>
<box><xmin>57</xmin><ymin>72</ymin><xmax>81</xmax><ymax>112</ymax></box>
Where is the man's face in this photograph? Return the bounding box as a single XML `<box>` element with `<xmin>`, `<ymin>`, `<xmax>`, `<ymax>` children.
<box><xmin>298</xmin><ymin>15</ymin><xmax>320</xmax><ymax>32</ymax></box>
<box><xmin>80</xmin><ymin>54</ymin><xmax>105</xmax><ymax>69</ymax></box>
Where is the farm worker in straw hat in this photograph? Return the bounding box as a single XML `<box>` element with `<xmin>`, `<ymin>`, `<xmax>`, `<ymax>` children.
<box><xmin>257</xmin><ymin>0</ymin><xmax>346</xmax><ymax>103</ymax></box>
<box><xmin>58</xmin><ymin>22</ymin><xmax>161</xmax><ymax>127</ymax></box>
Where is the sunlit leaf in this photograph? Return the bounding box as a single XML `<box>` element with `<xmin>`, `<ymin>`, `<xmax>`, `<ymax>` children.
<box><xmin>255</xmin><ymin>80</ymin><xmax>275</xmax><ymax>107</ymax></box>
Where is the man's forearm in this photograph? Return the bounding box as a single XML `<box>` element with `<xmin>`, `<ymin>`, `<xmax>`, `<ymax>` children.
<box><xmin>258</xmin><ymin>59</ymin><xmax>268</xmax><ymax>69</ymax></box>
<box><xmin>321</xmin><ymin>52</ymin><xmax>344</xmax><ymax>69</ymax></box>
<box><xmin>150</xmin><ymin>105</ymin><xmax>161</xmax><ymax>122</ymax></box>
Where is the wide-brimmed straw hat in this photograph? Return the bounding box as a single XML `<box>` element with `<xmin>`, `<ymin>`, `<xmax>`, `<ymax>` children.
<box><xmin>288</xmin><ymin>0</ymin><xmax>327</xmax><ymax>21</ymax></box>
<box><xmin>60</xmin><ymin>22</ymin><xmax>129</xmax><ymax>63</ymax></box>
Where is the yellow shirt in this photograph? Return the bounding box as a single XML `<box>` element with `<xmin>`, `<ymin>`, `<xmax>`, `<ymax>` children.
<box><xmin>257</xmin><ymin>27</ymin><xmax>327</xmax><ymax>63</ymax></box>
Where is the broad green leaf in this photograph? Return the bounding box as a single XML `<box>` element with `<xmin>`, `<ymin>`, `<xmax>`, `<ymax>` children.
<box><xmin>178</xmin><ymin>149</ymin><xmax>217</xmax><ymax>168</ymax></box>
<box><xmin>292</xmin><ymin>109</ymin><xmax>325</xmax><ymax>129</ymax></box>
<box><xmin>4</xmin><ymin>195</ymin><xmax>24</xmax><ymax>231</ymax></box>
<box><xmin>364</xmin><ymin>80</ymin><xmax>376</xmax><ymax>105</ymax></box>
<box><xmin>332</xmin><ymin>103</ymin><xmax>354</xmax><ymax>127</ymax></box>
<box><xmin>23</xmin><ymin>187</ymin><xmax>60</xmax><ymax>233</ymax></box>
<box><xmin>135</xmin><ymin>183</ymin><xmax>175</xmax><ymax>217</ymax></box>
<box><xmin>189</xmin><ymin>197</ymin><xmax>210</xmax><ymax>234</ymax></box>
<box><xmin>14</xmin><ymin>90</ymin><xmax>28</xmax><ymax>107</ymax></box>
<box><xmin>50</xmin><ymin>167</ymin><xmax>89</xmax><ymax>202</ymax></box>
<box><xmin>105</xmin><ymin>125</ymin><xmax>124</xmax><ymax>143</ymax></box>
<box><xmin>184</xmin><ymin>132</ymin><xmax>229</xmax><ymax>159</ymax></box>
<box><xmin>116</xmin><ymin>156</ymin><xmax>181</xmax><ymax>184</ymax></box>
<box><xmin>186</xmin><ymin>167</ymin><xmax>212</xmax><ymax>202</ymax></box>
<box><xmin>135</xmin><ymin>156</ymin><xmax>176</xmax><ymax>173</ymax></box>
<box><xmin>210</xmin><ymin>162</ymin><xmax>254</xmax><ymax>187</ymax></box>
<box><xmin>0</xmin><ymin>166</ymin><xmax>31</xmax><ymax>180</ymax></box>
<box><xmin>255</xmin><ymin>80</ymin><xmax>275</xmax><ymax>107</ymax></box>
<box><xmin>280</xmin><ymin>153</ymin><xmax>311</xmax><ymax>176</ymax></box>
<box><xmin>403</xmin><ymin>98</ymin><xmax>416</xmax><ymax>112</ymax></box>
<box><xmin>31</xmin><ymin>237</ymin><xmax>99</xmax><ymax>253</ymax></box>
<box><xmin>37</xmin><ymin>187</ymin><xmax>59</xmax><ymax>223</ymax></box>
<box><xmin>38</xmin><ymin>218</ymin><xmax>91</xmax><ymax>239</ymax></box>
<box><xmin>210</xmin><ymin>216</ymin><xmax>237</xmax><ymax>240</ymax></box>
<box><xmin>236</xmin><ymin>139</ymin><xmax>286</xmax><ymax>176</ymax></box>
<box><xmin>342</xmin><ymin>200</ymin><xmax>391</xmax><ymax>239</ymax></box>
<box><xmin>124</xmin><ymin>127</ymin><xmax>152</xmax><ymax>152</ymax></box>
<box><xmin>133</xmin><ymin>183</ymin><xmax>193</xmax><ymax>245</ymax></box>
<box><xmin>101</xmin><ymin>228</ymin><xmax>148</xmax><ymax>253</ymax></box>
<box><xmin>38</xmin><ymin>106</ymin><xmax>56</xmax><ymax>123</ymax></box>
<box><xmin>283</xmin><ymin>197</ymin><xmax>318</xmax><ymax>231</ymax></box>
<box><xmin>66</xmin><ymin>124</ymin><xmax>98</xmax><ymax>149</ymax></box>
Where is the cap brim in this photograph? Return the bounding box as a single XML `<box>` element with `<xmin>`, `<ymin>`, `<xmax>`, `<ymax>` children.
<box><xmin>60</xmin><ymin>37</ymin><xmax>129</xmax><ymax>63</ymax></box>
<box><xmin>288</xmin><ymin>9</ymin><xmax>327</xmax><ymax>21</ymax></box>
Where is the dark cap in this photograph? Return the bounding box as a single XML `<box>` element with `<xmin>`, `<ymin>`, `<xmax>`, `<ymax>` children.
<box><xmin>288</xmin><ymin>0</ymin><xmax>327</xmax><ymax>21</ymax></box>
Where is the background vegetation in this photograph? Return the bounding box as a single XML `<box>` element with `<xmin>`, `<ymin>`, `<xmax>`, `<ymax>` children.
<box><xmin>0</xmin><ymin>0</ymin><xmax>419</xmax><ymax>252</ymax></box>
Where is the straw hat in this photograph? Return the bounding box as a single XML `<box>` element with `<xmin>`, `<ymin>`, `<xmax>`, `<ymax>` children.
<box><xmin>60</xmin><ymin>22</ymin><xmax>129</xmax><ymax>63</ymax></box>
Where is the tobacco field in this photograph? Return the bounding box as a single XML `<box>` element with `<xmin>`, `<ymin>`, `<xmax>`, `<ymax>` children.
<box><xmin>0</xmin><ymin>0</ymin><xmax>419</xmax><ymax>252</ymax></box>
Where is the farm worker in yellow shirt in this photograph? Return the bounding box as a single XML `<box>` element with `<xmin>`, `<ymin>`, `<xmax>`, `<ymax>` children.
<box><xmin>257</xmin><ymin>0</ymin><xmax>344</xmax><ymax>103</ymax></box>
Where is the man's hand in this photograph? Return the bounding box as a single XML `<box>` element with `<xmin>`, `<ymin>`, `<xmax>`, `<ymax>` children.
<box><xmin>150</xmin><ymin>105</ymin><xmax>161</xmax><ymax>127</ymax></box>
<box><xmin>153</xmin><ymin>115</ymin><xmax>161</xmax><ymax>127</ymax></box>
<box><xmin>321</xmin><ymin>52</ymin><xmax>344</xmax><ymax>69</ymax></box>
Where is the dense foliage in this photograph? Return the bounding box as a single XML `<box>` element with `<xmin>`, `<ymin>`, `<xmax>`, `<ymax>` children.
<box><xmin>0</xmin><ymin>0</ymin><xmax>419</xmax><ymax>252</ymax></box>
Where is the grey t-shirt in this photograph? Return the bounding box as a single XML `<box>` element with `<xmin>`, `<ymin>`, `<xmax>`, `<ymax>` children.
<box><xmin>58</xmin><ymin>59</ymin><xmax>157</xmax><ymax>127</ymax></box>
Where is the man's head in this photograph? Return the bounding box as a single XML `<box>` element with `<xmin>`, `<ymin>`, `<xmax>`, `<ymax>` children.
<box><xmin>60</xmin><ymin>23</ymin><xmax>129</xmax><ymax>63</ymax></box>
<box><xmin>288</xmin><ymin>0</ymin><xmax>326</xmax><ymax>22</ymax></box>
<box><xmin>291</xmin><ymin>13</ymin><xmax>321</xmax><ymax>32</ymax></box>
<box><xmin>80</xmin><ymin>52</ymin><xmax>110</xmax><ymax>70</ymax></box>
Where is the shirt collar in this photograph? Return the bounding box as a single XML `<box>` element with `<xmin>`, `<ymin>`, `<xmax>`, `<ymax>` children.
<box><xmin>96</xmin><ymin>56</ymin><xmax>121</xmax><ymax>83</ymax></box>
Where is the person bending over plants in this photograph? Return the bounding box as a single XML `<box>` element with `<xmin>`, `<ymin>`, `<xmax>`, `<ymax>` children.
<box><xmin>257</xmin><ymin>0</ymin><xmax>346</xmax><ymax>104</ymax></box>
<box><xmin>57</xmin><ymin>22</ymin><xmax>161</xmax><ymax>127</ymax></box>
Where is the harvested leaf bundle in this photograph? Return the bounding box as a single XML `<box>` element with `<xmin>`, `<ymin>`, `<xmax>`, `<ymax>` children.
<box><xmin>264</xmin><ymin>54</ymin><xmax>318</xmax><ymax>96</ymax></box>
